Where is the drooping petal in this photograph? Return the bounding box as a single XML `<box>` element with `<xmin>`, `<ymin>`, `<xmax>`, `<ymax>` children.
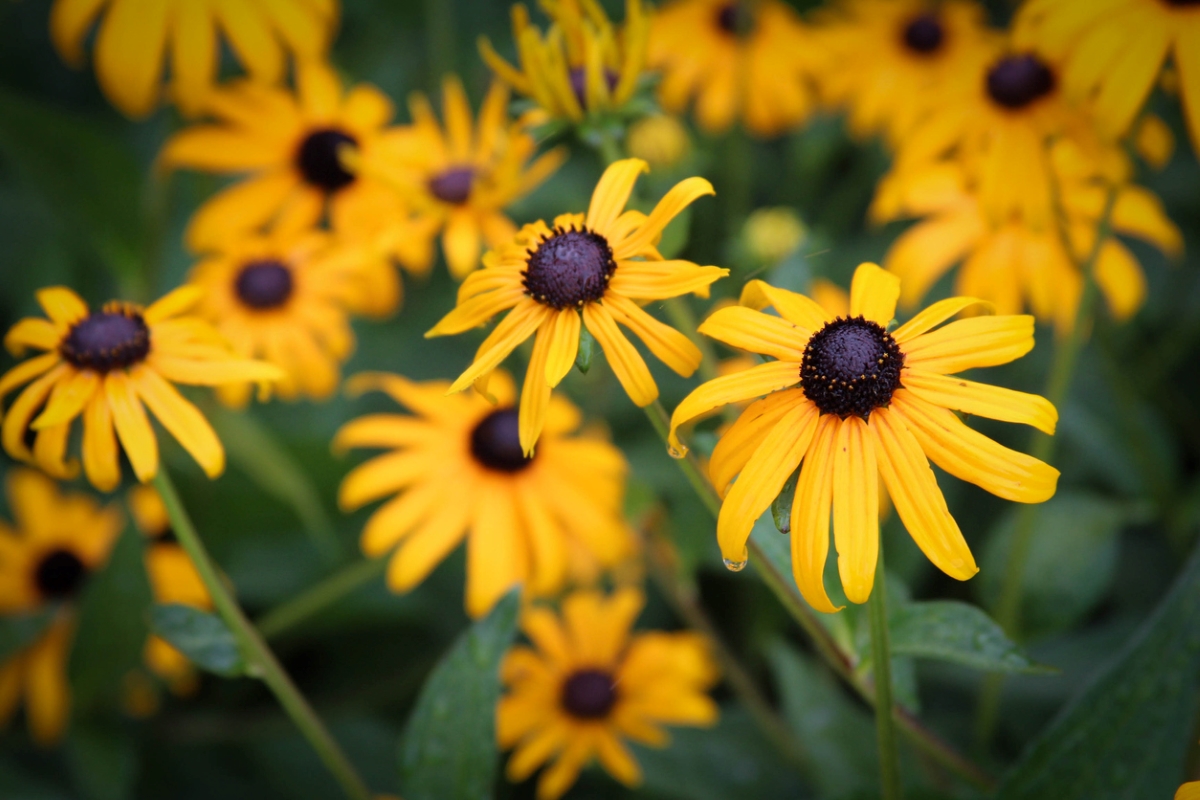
<box><xmin>131</xmin><ymin>366</ymin><xmax>225</xmax><ymax>479</ymax></box>
<box><xmin>902</xmin><ymin>368</ymin><xmax>1057</xmax><ymax>433</ymax></box>
<box><xmin>519</xmin><ymin>321</ymin><xmax>555</xmax><ymax>456</ymax></box>
<box><xmin>582</xmin><ymin>302</ymin><xmax>658</xmax><ymax>407</ymax></box>
<box><xmin>708</xmin><ymin>389</ymin><xmax>806</xmax><ymax>498</ymax></box>
<box><xmin>791</xmin><ymin>415</ymin><xmax>841</xmax><ymax>613</ymax></box>
<box><xmin>667</xmin><ymin>361</ymin><xmax>800</xmax><ymax>455</ymax></box>
<box><xmin>446</xmin><ymin>301</ymin><xmax>553</xmax><ymax>394</ymax></box>
<box><xmin>901</xmin><ymin>315</ymin><xmax>1035</xmax><ymax>374</ymax></box>
<box><xmin>831</xmin><ymin>417</ymin><xmax>879</xmax><ymax>604</ymax></box>
<box><xmin>31</xmin><ymin>368</ymin><xmax>98</xmax><ymax>430</ymax></box>
<box><xmin>604</xmin><ymin>294</ymin><xmax>701</xmax><ymax>377</ymax></box>
<box><xmin>715</xmin><ymin>402</ymin><xmax>818</xmax><ymax>565</ymax></box>
<box><xmin>104</xmin><ymin>370</ymin><xmax>159</xmax><ymax>482</ymax></box>
<box><xmin>4</xmin><ymin>319</ymin><xmax>61</xmax><ymax>356</ymax></box>
<box><xmin>615</xmin><ymin>177</ymin><xmax>715</xmax><ymax>258</ymax></box>
<box><xmin>93</xmin><ymin>0</ymin><xmax>170</xmax><ymax>117</ymax></box>
<box><xmin>81</xmin><ymin>392</ymin><xmax>120</xmax><ymax>492</ymax></box>
<box><xmin>466</xmin><ymin>480</ymin><xmax>526</xmax><ymax>618</ymax></box>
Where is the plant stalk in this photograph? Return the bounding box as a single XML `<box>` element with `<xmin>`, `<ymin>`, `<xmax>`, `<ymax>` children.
<box><xmin>258</xmin><ymin>558</ymin><xmax>388</xmax><ymax>641</ymax></box>
<box><xmin>869</xmin><ymin>547</ymin><xmax>903</xmax><ymax>800</ymax></box>
<box><xmin>152</xmin><ymin>469</ymin><xmax>373</xmax><ymax>800</ymax></box>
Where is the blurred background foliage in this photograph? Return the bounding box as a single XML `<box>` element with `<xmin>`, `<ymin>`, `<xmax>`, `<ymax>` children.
<box><xmin>0</xmin><ymin>0</ymin><xmax>1199</xmax><ymax>798</ymax></box>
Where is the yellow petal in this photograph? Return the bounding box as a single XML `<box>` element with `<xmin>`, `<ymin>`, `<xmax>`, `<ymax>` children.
<box><xmin>832</xmin><ymin>417</ymin><xmax>879</xmax><ymax>604</ymax></box>
<box><xmin>791</xmin><ymin>415</ymin><xmax>842</xmax><ymax>613</ymax></box>
<box><xmin>147</xmin><ymin>354</ymin><xmax>284</xmax><ymax>386</ymax></box>
<box><xmin>104</xmin><ymin>370</ymin><xmax>159</xmax><ymax>482</ymax></box>
<box><xmin>214</xmin><ymin>0</ymin><xmax>284</xmax><ymax>83</ymax></box>
<box><xmin>902</xmin><ymin>368</ymin><xmax>1057</xmax><ymax>434</ymax></box>
<box><xmin>465</xmin><ymin>481</ymin><xmax>524</xmax><ymax>618</ymax></box>
<box><xmin>442</xmin><ymin>209</ymin><xmax>483</xmax><ymax>280</ymax></box>
<box><xmin>447</xmin><ymin>301</ymin><xmax>552</xmax><ymax>394</ymax></box>
<box><xmin>709</xmin><ymin>389</ymin><xmax>805</xmax><ymax>498</ymax></box>
<box><xmin>586</xmin><ymin>158</ymin><xmax>648</xmax><ymax>235</ymax></box>
<box><xmin>870</xmin><ymin>407</ymin><xmax>976</xmax><ymax>581</ymax></box>
<box><xmin>848</xmin><ymin>262</ymin><xmax>900</xmax><ymax>326</ymax></box>
<box><xmin>81</xmin><ymin>392</ymin><xmax>121</xmax><ymax>492</ymax></box>
<box><xmin>616</xmin><ymin>176</ymin><xmax>715</xmax><ymax>258</ymax></box>
<box><xmin>132</xmin><ymin>366</ymin><xmax>224</xmax><ymax>478</ymax></box>
<box><xmin>93</xmin><ymin>0</ymin><xmax>170</xmax><ymax>117</ymax></box>
<box><xmin>891</xmin><ymin>297</ymin><xmax>990</xmax><ymax>344</ymax></box>
<box><xmin>667</xmin><ymin>360</ymin><xmax>800</xmax><ymax>455</ymax></box>
<box><xmin>901</xmin><ymin>315</ymin><xmax>1035</xmax><ymax>375</ymax></box>
<box><xmin>0</xmin><ymin>352</ymin><xmax>60</xmax><ymax>402</ymax></box>
<box><xmin>359</xmin><ymin>477</ymin><xmax>446</xmax><ymax>557</ymax></box>
<box><xmin>25</xmin><ymin>617</ymin><xmax>73</xmax><ymax>746</ymax></box>
<box><xmin>36</xmin><ymin>287</ymin><xmax>89</xmax><ymax>326</ymax></box>
<box><xmin>698</xmin><ymin>306</ymin><xmax>807</xmax><ymax>362</ymax></box>
<box><xmin>739</xmin><ymin>280</ymin><xmax>829</xmax><ymax>331</ymax></box>
<box><xmin>519</xmin><ymin>322</ymin><xmax>555</xmax><ymax>456</ymax></box>
<box><xmin>144</xmin><ymin>285</ymin><xmax>203</xmax><ymax>324</ymax></box>
<box><xmin>2</xmin><ymin>364</ymin><xmax>69</xmax><ymax>462</ymax></box>
<box><xmin>386</xmin><ymin>498</ymin><xmax>471</xmax><ymax>593</ymax></box>
<box><xmin>582</xmin><ymin>302</ymin><xmax>657</xmax><ymax>407</ymax></box>
<box><xmin>169</xmin><ymin>0</ymin><xmax>216</xmax><ymax>116</ymax></box>
<box><xmin>608</xmin><ymin>261</ymin><xmax>728</xmax><ymax>300</ymax></box>
<box><xmin>32</xmin><ymin>368</ymin><xmax>98</xmax><ymax>430</ymax></box>
<box><xmin>604</xmin><ymin>294</ymin><xmax>701</xmax><ymax>377</ymax></box>
<box><xmin>50</xmin><ymin>0</ymin><xmax>108</xmax><ymax>66</ymax></box>
<box><xmin>716</xmin><ymin>401</ymin><xmax>818</xmax><ymax>564</ymax></box>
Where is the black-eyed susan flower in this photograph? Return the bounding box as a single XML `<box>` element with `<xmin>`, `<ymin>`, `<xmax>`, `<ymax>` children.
<box><xmin>334</xmin><ymin>371</ymin><xmax>632</xmax><ymax>618</ymax></box>
<box><xmin>648</xmin><ymin>0</ymin><xmax>818</xmax><ymax>137</ymax></box>
<box><xmin>188</xmin><ymin>225</ymin><xmax>362</xmax><ymax>406</ymax></box>
<box><xmin>49</xmin><ymin>0</ymin><xmax>338</xmax><ymax>118</ymax></box>
<box><xmin>480</xmin><ymin>0</ymin><xmax>650</xmax><ymax>123</ymax></box>
<box><xmin>428</xmin><ymin>158</ymin><xmax>726</xmax><ymax>452</ymax></box>
<box><xmin>129</xmin><ymin>486</ymin><xmax>211</xmax><ymax>695</ymax></box>
<box><xmin>812</xmin><ymin>0</ymin><xmax>989</xmax><ymax>144</ymax></box>
<box><xmin>1015</xmin><ymin>0</ymin><xmax>1200</xmax><ymax>155</ymax></box>
<box><xmin>669</xmin><ymin>263</ymin><xmax>1060</xmax><ymax>610</ymax></box>
<box><xmin>162</xmin><ymin>62</ymin><xmax>400</xmax><ymax>252</ymax></box>
<box><xmin>368</xmin><ymin>76</ymin><xmax>567</xmax><ymax>280</ymax></box>
<box><xmin>0</xmin><ymin>286</ymin><xmax>282</xmax><ymax>491</ymax></box>
<box><xmin>879</xmin><ymin>154</ymin><xmax>1182</xmax><ymax>333</ymax></box>
<box><xmin>0</xmin><ymin>469</ymin><xmax>122</xmax><ymax>745</ymax></box>
<box><xmin>498</xmin><ymin>588</ymin><xmax>718</xmax><ymax>799</ymax></box>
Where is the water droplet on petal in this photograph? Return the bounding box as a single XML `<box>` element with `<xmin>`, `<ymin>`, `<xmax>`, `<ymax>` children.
<box><xmin>667</xmin><ymin>444</ymin><xmax>687</xmax><ymax>459</ymax></box>
<box><xmin>723</xmin><ymin>557</ymin><xmax>748</xmax><ymax>572</ymax></box>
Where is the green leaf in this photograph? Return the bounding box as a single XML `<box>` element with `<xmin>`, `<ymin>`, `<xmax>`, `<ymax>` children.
<box><xmin>70</xmin><ymin>522</ymin><xmax>153</xmax><ymax>712</ymax></box>
<box><xmin>0</xmin><ymin>607</ymin><xmax>57</xmax><ymax>663</ymax></box>
<box><xmin>149</xmin><ymin>604</ymin><xmax>245</xmax><ymax>678</ymax></box>
<box><xmin>769</xmin><ymin>642</ymin><xmax>876</xmax><ymax>800</ymax></box>
<box><xmin>979</xmin><ymin>492</ymin><xmax>1125</xmax><ymax>638</ymax></box>
<box><xmin>889</xmin><ymin>601</ymin><xmax>1052</xmax><ymax>675</ymax></box>
<box><xmin>770</xmin><ymin>467</ymin><xmax>800</xmax><ymax>534</ymax></box>
<box><xmin>634</xmin><ymin>707</ymin><xmax>806</xmax><ymax>800</ymax></box>
<box><xmin>575</xmin><ymin>325</ymin><xmax>596</xmax><ymax>374</ymax></box>
<box><xmin>996</xmin><ymin>543</ymin><xmax>1200</xmax><ymax>799</ymax></box>
<box><xmin>398</xmin><ymin>589</ymin><xmax>521</xmax><ymax>800</ymax></box>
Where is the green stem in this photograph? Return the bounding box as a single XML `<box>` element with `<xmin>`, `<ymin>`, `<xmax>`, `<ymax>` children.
<box><xmin>975</xmin><ymin>184</ymin><xmax>1120</xmax><ymax>748</ymax></box>
<box><xmin>869</xmin><ymin>549</ymin><xmax>903</xmax><ymax>800</ymax></box>
<box><xmin>258</xmin><ymin>558</ymin><xmax>388</xmax><ymax>641</ymax></box>
<box><xmin>641</xmin><ymin>402</ymin><xmax>994</xmax><ymax>791</ymax></box>
<box><xmin>151</xmin><ymin>470</ymin><xmax>373</xmax><ymax>800</ymax></box>
<box><xmin>597</xmin><ymin>129</ymin><xmax>625</xmax><ymax>166</ymax></box>
<box><xmin>662</xmin><ymin>297</ymin><xmax>720</xmax><ymax>383</ymax></box>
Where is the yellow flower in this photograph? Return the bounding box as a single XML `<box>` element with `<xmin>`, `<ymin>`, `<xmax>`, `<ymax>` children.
<box><xmin>812</xmin><ymin>0</ymin><xmax>990</xmax><ymax>144</ymax></box>
<box><xmin>669</xmin><ymin>263</ymin><xmax>1060</xmax><ymax>610</ymax></box>
<box><xmin>1179</xmin><ymin>781</ymin><xmax>1200</xmax><ymax>800</ymax></box>
<box><xmin>888</xmin><ymin>35</ymin><xmax>1103</xmax><ymax>231</ymax></box>
<box><xmin>648</xmin><ymin>0</ymin><xmax>818</xmax><ymax>137</ymax></box>
<box><xmin>498</xmin><ymin>588</ymin><xmax>718</xmax><ymax>800</ymax></box>
<box><xmin>161</xmin><ymin>62</ymin><xmax>401</xmax><ymax>253</ymax></box>
<box><xmin>809</xmin><ymin>278</ymin><xmax>850</xmax><ymax>318</ymax></box>
<box><xmin>1015</xmin><ymin>0</ymin><xmax>1200</xmax><ymax>155</ymax></box>
<box><xmin>129</xmin><ymin>486</ymin><xmax>211</xmax><ymax>695</ymax></box>
<box><xmin>742</xmin><ymin>207</ymin><xmax>806</xmax><ymax>264</ymax></box>
<box><xmin>428</xmin><ymin>158</ymin><xmax>726</xmax><ymax>452</ymax></box>
<box><xmin>368</xmin><ymin>76</ymin><xmax>567</xmax><ymax>280</ymax></box>
<box><xmin>333</xmin><ymin>371</ymin><xmax>633</xmax><ymax>618</ymax></box>
<box><xmin>480</xmin><ymin>0</ymin><xmax>650</xmax><ymax>123</ymax></box>
<box><xmin>188</xmin><ymin>225</ymin><xmax>364</xmax><ymax>406</ymax></box>
<box><xmin>0</xmin><ymin>469</ymin><xmax>122</xmax><ymax>745</ymax></box>
<box><xmin>626</xmin><ymin>114</ymin><xmax>692</xmax><ymax>169</ymax></box>
<box><xmin>0</xmin><ymin>286</ymin><xmax>282</xmax><ymax>491</ymax></box>
<box><xmin>880</xmin><ymin>155</ymin><xmax>1182</xmax><ymax>333</ymax></box>
<box><xmin>50</xmin><ymin>0</ymin><xmax>338</xmax><ymax>118</ymax></box>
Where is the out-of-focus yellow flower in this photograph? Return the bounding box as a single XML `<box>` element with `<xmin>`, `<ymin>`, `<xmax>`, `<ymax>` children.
<box><xmin>480</xmin><ymin>0</ymin><xmax>650</xmax><ymax>123</ymax></box>
<box><xmin>161</xmin><ymin>63</ymin><xmax>401</xmax><ymax>253</ymax></box>
<box><xmin>129</xmin><ymin>486</ymin><xmax>211</xmax><ymax>696</ymax></box>
<box><xmin>670</xmin><ymin>263</ymin><xmax>1059</xmax><ymax>609</ymax></box>
<box><xmin>188</xmin><ymin>225</ymin><xmax>365</xmax><ymax>406</ymax></box>
<box><xmin>811</xmin><ymin>0</ymin><xmax>990</xmax><ymax>145</ymax></box>
<box><xmin>879</xmin><ymin>155</ymin><xmax>1182</xmax><ymax>334</ymax></box>
<box><xmin>334</xmin><ymin>372</ymin><xmax>633</xmax><ymax>618</ymax></box>
<box><xmin>809</xmin><ymin>278</ymin><xmax>849</xmax><ymax>318</ymax></box>
<box><xmin>498</xmin><ymin>588</ymin><xmax>718</xmax><ymax>800</ymax></box>
<box><xmin>0</xmin><ymin>469</ymin><xmax>122</xmax><ymax>745</ymax></box>
<box><xmin>626</xmin><ymin>115</ymin><xmax>691</xmax><ymax>169</ymax></box>
<box><xmin>427</xmin><ymin>158</ymin><xmax>726</xmax><ymax>452</ymax></box>
<box><xmin>1178</xmin><ymin>781</ymin><xmax>1200</xmax><ymax>800</ymax></box>
<box><xmin>50</xmin><ymin>0</ymin><xmax>338</xmax><ymax>118</ymax></box>
<box><xmin>649</xmin><ymin>0</ymin><xmax>818</xmax><ymax>137</ymax></box>
<box><xmin>743</xmin><ymin>207</ymin><xmax>806</xmax><ymax>264</ymax></box>
<box><xmin>1016</xmin><ymin>0</ymin><xmax>1200</xmax><ymax>156</ymax></box>
<box><xmin>0</xmin><ymin>286</ymin><xmax>282</xmax><ymax>490</ymax></box>
<box><xmin>367</xmin><ymin>76</ymin><xmax>567</xmax><ymax>280</ymax></box>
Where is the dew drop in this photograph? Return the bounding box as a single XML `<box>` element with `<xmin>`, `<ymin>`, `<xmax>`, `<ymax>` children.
<box><xmin>723</xmin><ymin>557</ymin><xmax>748</xmax><ymax>572</ymax></box>
<box><xmin>667</xmin><ymin>444</ymin><xmax>687</xmax><ymax>459</ymax></box>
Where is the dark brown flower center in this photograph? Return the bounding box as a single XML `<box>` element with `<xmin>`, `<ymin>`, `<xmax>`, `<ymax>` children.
<box><xmin>469</xmin><ymin>409</ymin><xmax>533</xmax><ymax>473</ymax></box>
<box><xmin>1163</xmin><ymin>0</ymin><xmax>1200</xmax><ymax>6</ymax></box>
<box><xmin>800</xmin><ymin>316</ymin><xmax>904</xmax><ymax>419</ymax></box>
<box><xmin>715</xmin><ymin>3</ymin><xmax>753</xmax><ymax>36</ymax></box>
<box><xmin>60</xmin><ymin>305</ymin><xmax>151</xmax><ymax>373</ymax></box>
<box><xmin>428</xmin><ymin>166</ymin><xmax>476</xmax><ymax>204</ymax></box>
<box><xmin>35</xmin><ymin>548</ymin><xmax>87</xmax><ymax>600</ymax></box>
<box><xmin>235</xmin><ymin>259</ymin><xmax>294</xmax><ymax>310</ymax></box>
<box><xmin>296</xmin><ymin>128</ymin><xmax>358</xmax><ymax>192</ymax></box>
<box><xmin>902</xmin><ymin>12</ymin><xmax>944</xmax><ymax>55</ymax></box>
<box><xmin>523</xmin><ymin>226</ymin><xmax>616</xmax><ymax>309</ymax></box>
<box><xmin>561</xmin><ymin>669</ymin><xmax>617</xmax><ymax>719</ymax></box>
<box><xmin>568</xmin><ymin>67</ymin><xmax>620</xmax><ymax>110</ymax></box>
<box><xmin>986</xmin><ymin>54</ymin><xmax>1056</xmax><ymax>110</ymax></box>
